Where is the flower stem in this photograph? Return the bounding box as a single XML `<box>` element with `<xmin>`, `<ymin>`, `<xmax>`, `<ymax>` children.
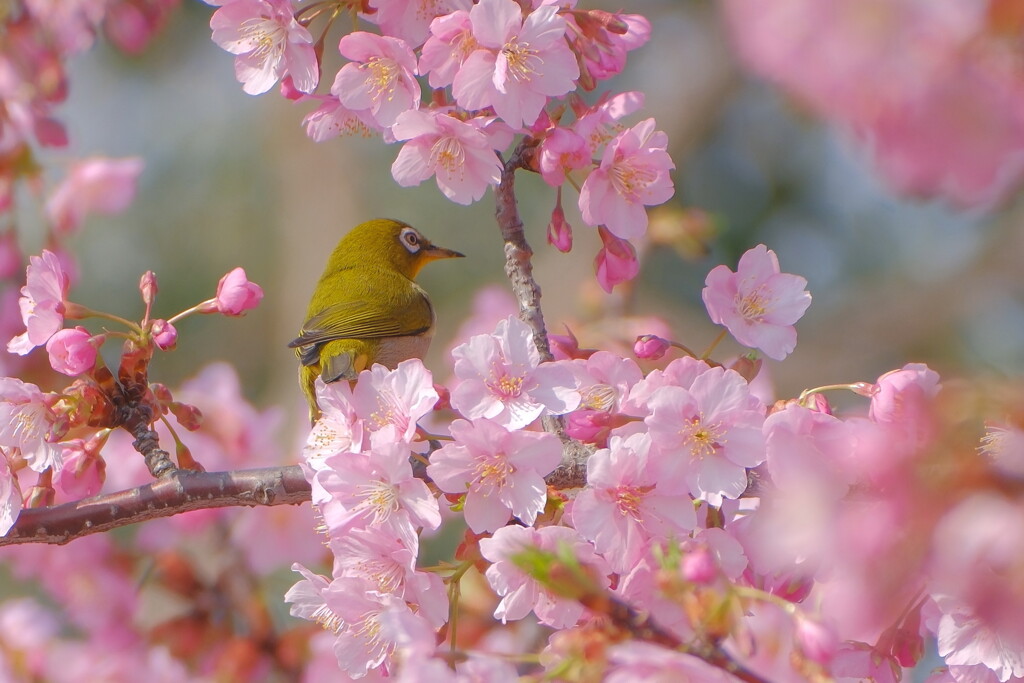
<box><xmin>700</xmin><ymin>328</ymin><xmax>729</xmax><ymax>360</ymax></box>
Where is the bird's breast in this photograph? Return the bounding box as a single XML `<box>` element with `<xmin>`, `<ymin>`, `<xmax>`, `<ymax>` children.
<box><xmin>374</xmin><ymin>331</ymin><xmax>435</xmax><ymax>368</ymax></box>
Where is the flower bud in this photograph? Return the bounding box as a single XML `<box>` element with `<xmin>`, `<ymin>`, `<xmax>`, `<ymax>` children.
<box><xmin>681</xmin><ymin>546</ymin><xmax>718</xmax><ymax>584</ymax></box>
<box><xmin>169</xmin><ymin>401</ymin><xmax>203</xmax><ymax>431</ymax></box>
<box><xmin>208</xmin><ymin>267</ymin><xmax>264</xmax><ymax>316</ymax></box>
<box><xmin>139</xmin><ymin>270</ymin><xmax>158</xmax><ymax>307</ymax></box>
<box><xmin>549</xmin><ymin>326</ymin><xmax>596</xmax><ymax>360</ymax></box>
<box><xmin>728</xmin><ymin>355</ymin><xmax>762</xmax><ymax>383</ymax></box>
<box><xmin>547</xmin><ymin>203</ymin><xmax>573</xmax><ymax>253</ymax></box>
<box><xmin>634</xmin><ymin>334</ymin><xmax>670</xmax><ymax>360</ymax></box>
<box><xmin>151</xmin><ymin>319</ymin><xmax>177</xmax><ymax>350</ymax></box>
<box><xmin>56</xmin><ymin>439</ymin><xmax>106</xmax><ymax>499</ymax></box>
<box><xmin>45</xmin><ymin>326</ymin><xmax>100</xmax><ymax>376</ymax></box>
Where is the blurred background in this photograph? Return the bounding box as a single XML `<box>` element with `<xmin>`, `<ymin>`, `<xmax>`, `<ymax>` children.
<box><xmin>28</xmin><ymin>0</ymin><xmax>1024</xmax><ymax>435</ymax></box>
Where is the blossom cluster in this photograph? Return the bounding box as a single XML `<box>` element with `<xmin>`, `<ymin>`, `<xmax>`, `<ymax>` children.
<box><xmin>206</xmin><ymin>0</ymin><xmax>675</xmax><ymax>291</ymax></box>
<box><xmin>281</xmin><ymin>248</ymin><xmax>1024</xmax><ymax>682</ymax></box>
<box><xmin>0</xmin><ymin>247</ymin><xmax>264</xmax><ymax>532</ymax></box>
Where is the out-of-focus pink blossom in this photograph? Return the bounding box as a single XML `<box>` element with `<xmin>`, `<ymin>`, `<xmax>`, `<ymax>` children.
<box><xmin>702</xmin><ymin>244</ymin><xmax>812</xmax><ymax>361</ymax></box>
<box><xmin>605</xmin><ymin>642</ymin><xmax>733</xmax><ymax>682</ymax></box>
<box><xmin>103</xmin><ymin>0</ymin><xmax>178</xmax><ymax>56</ymax></box>
<box><xmin>795</xmin><ymin>616</ymin><xmax>838</xmax><ymax>665</ymax></box>
<box><xmin>0</xmin><ymin>229</ymin><xmax>21</xmax><ymax>280</ymax></box>
<box><xmin>594</xmin><ymin>225</ymin><xmax>640</xmax><ymax>293</ymax></box>
<box><xmin>391</xmin><ymin>110</ymin><xmax>512</xmax><ymax>205</ymax></box>
<box><xmin>427</xmin><ymin>417</ymin><xmax>560</xmax><ymax>533</ymax></box>
<box><xmin>44</xmin><ymin>326</ymin><xmax>98</xmax><ymax>376</ymax></box>
<box><xmin>333</xmin><ymin>32</ymin><xmax>420</xmax><ymax>128</ymax></box>
<box><xmin>210</xmin><ymin>0</ymin><xmax>318</xmax><ymax>95</ymax></box>
<box><xmin>979</xmin><ymin>423</ymin><xmax>1024</xmax><ymax>480</ymax></box>
<box><xmin>453</xmin><ymin>0</ymin><xmax>579</xmax><ymax>129</ymax></box>
<box><xmin>202</xmin><ymin>266</ymin><xmax>263</xmax><ymax>316</ymax></box>
<box><xmin>579</xmin><ymin>118</ymin><xmax>674</xmax><ymax>240</ymax></box>
<box><xmin>450</xmin><ymin>316</ymin><xmax>580</xmax><ymax>429</ymax></box>
<box><xmin>8</xmin><ymin>250</ymin><xmax>69</xmax><ymax>355</ymax></box>
<box><xmin>478</xmin><ymin>524</ymin><xmax>608</xmax><ymax>629</ymax></box>
<box><xmin>831</xmin><ymin>641</ymin><xmax>902</xmax><ymax>683</ymax></box>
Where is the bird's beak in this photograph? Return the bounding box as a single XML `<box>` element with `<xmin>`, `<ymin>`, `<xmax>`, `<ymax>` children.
<box><xmin>423</xmin><ymin>244</ymin><xmax>465</xmax><ymax>261</ymax></box>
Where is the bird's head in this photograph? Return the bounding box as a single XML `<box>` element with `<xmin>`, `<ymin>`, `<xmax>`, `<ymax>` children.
<box><xmin>334</xmin><ymin>218</ymin><xmax>464</xmax><ymax>280</ymax></box>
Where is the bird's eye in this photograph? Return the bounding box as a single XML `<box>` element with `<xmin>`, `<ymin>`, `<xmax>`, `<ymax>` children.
<box><xmin>400</xmin><ymin>228</ymin><xmax>421</xmax><ymax>253</ymax></box>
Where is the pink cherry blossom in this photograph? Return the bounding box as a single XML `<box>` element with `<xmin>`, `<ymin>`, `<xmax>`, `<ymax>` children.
<box><xmin>646</xmin><ymin>365</ymin><xmax>766</xmax><ymax>503</ymax></box>
<box><xmin>209</xmin><ymin>0</ymin><xmax>318</xmax><ymax>96</ymax></box>
<box><xmin>579</xmin><ymin>118</ymin><xmax>675</xmax><ymax>239</ymax></box>
<box><xmin>567</xmin><ymin>11</ymin><xmax>652</xmax><ymax>87</ymax></box>
<box><xmin>606</xmin><ymin>642</ymin><xmax>733</xmax><ymax>682</ymax></box>
<box><xmin>453</xmin><ymin>0</ymin><xmax>579</xmax><ymax>129</ymax></box>
<box><xmin>302</xmin><ymin>379</ymin><xmax>364</xmax><ymax>466</ymax></box>
<box><xmin>0</xmin><ymin>378</ymin><xmax>61</xmax><ymax>473</ymax></box>
<box><xmin>868</xmin><ymin>363</ymin><xmax>940</xmax><ymax>454</ymax></box>
<box><xmin>45</xmin><ymin>326</ymin><xmax>98</xmax><ymax>376</ymax></box>
<box><xmin>427</xmin><ymin>417</ymin><xmax>560</xmax><ymax>533</ymax></box>
<box><xmin>538</xmin><ymin>127</ymin><xmax>589</xmax><ymax>187</ymax></box>
<box><xmin>572</xmin><ymin>90</ymin><xmax>645</xmax><ymax>154</ymax></box>
<box><xmin>594</xmin><ymin>225</ymin><xmax>639</xmax><ymax>293</ymax></box>
<box><xmin>367</xmin><ymin>0</ymin><xmax>472</xmax><ymax>49</ymax></box>
<box><xmin>8</xmin><ymin>250</ymin><xmax>69</xmax><ymax>356</ymax></box>
<box><xmin>314</xmin><ymin>441</ymin><xmax>441</xmax><ymax>545</ymax></box>
<box><xmin>333</xmin><ymin>32</ymin><xmax>420</xmax><ymax>129</ymax></box>
<box><xmin>935</xmin><ymin>592</ymin><xmax>1024</xmax><ymax>683</ymax></box>
<box><xmin>0</xmin><ymin>453</ymin><xmax>22</xmax><ymax>536</ymax></box>
<box><xmin>702</xmin><ymin>244</ymin><xmax>812</xmax><ymax>361</ymax></box>
<box><xmin>570</xmin><ymin>432</ymin><xmax>696</xmax><ymax>573</ymax></box>
<box><xmin>205</xmin><ymin>266</ymin><xmax>263</xmax><ymax>316</ymax></box>
<box><xmin>54</xmin><ymin>438</ymin><xmax>105</xmax><ymax>499</ymax></box>
<box><xmin>45</xmin><ymin>157</ymin><xmax>143</xmax><ymax>235</ymax></box>
<box><xmin>478</xmin><ymin>524</ymin><xmax>607</xmax><ymax>629</ymax></box>
<box><xmin>450</xmin><ymin>315</ymin><xmax>580</xmax><ymax>429</ymax></box>
<box><xmin>419</xmin><ymin>8</ymin><xmax>478</xmax><ymax>89</ymax></box>
<box><xmin>330</xmin><ymin>526</ymin><xmax>448</xmax><ymax>628</ymax></box>
<box><xmin>350</xmin><ymin>359</ymin><xmax>438</xmax><ymax>444</ymax></box>
<box><xmin>764</xmin><ymin>403</ymin><xmax>854</xmax><ymax>500</ymax></box>
<box><xmin>391</xmin><ymin>109</ymin><xmax>512</xmax><ymax>205</ymax></box>
<box><xmin>301</xmin><ymin>96</ymin><xmax>378</xmax><ymax>142</ymax></box>
<box><xmin>979</xmin><ymin>424</ymin><xmax>1024</xmax><ymax>480</ymax></box>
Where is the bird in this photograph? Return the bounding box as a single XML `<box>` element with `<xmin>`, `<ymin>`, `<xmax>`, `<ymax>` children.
<box><xmin>289</xmin><ymin>218</ymin><xmax>464</xmax><ymax>422</ymax></box>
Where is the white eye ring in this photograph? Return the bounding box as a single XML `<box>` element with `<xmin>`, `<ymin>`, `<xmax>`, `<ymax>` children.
<box><xmin>400</xmin><ymin>227</ymin><xmax>422</xmax><ymax>253</ymax></box>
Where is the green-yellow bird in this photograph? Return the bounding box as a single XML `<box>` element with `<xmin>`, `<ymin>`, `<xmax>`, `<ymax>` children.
<box><xmin>289</xmin><ymin>218</ymin><xmax>464</xmax><ymax>422</ymax></box>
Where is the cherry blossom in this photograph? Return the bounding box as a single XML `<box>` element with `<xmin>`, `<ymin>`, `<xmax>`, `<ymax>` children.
<box><xmin>478</xmin><ymin>524</ymin><xmax>608</xmax><ymax>629</ymax></box>
<box><xmin>350</xmin><ymin>359</ymin><xmax>438</xmax><ymax>444</ymax></box>
<box><xmin>702</xmin><ymin>244</ymin><xmax>812</xmax><ymax>361</ymax></box>
<box><xmin>427</xmin><ymin>417</ymin><xmax>560</xmax><ymax>533</ymax></box>
<box><xmin>44</xmin><ymin>326</ymin><xmax>98</xmax><ymax>377</ymax></box>
<box><xmin>8</xmin><ymin>250</ymin><xmax>70</xmax><ymax>356</ymax></box>
<box><xmin>452</xmin><ymin>0</ymin><xmax>579</xmax><ymax>129</ymax></box>
<box><xmin>0</xmin><ymin>454</ymin><xmax>21</xmax><ymax>536</ymax></box>
<box><xmin>571</xmin><ymin>432</ymin><xmax>697</xmax><ymax>573</ymax></box>
<box><xmin>645</xmin><ymin>365</ymin><xmax>766</xmax><ymax>503</ymax></box>
<box><xmin>209</xmin><ymin>0</ymin><xmax>318</xmax><ymax>96</ymax></box>
<box><xmin>391</xmin><ymin>109</ymin><xmax>512</xmax><ymax>204</ymax></box>
<box><xmin>450</xmin><ymin>316</ymin><xmax>580</xmax><ymax>429</ymax></box>
<box><xmin>419</xmin><ymin>8</ymin><xmax>478</xmax><ymax>88</ymax></box>
<box><xmin>333</xmin><ymin>31</ymin><xmax>420</xmax><ymax>129</ymax></box>
<box><xmin>579</xmin><ymin>118</ymin><xmax>675</xmax><ymax>239</ymax></box>
<box><xmin>198</xmin><ymin>267</ymin><xmax>264</xmax><ymax>316</ymax></box>
<box><xmin>366</xmin><ymin>0</ymin><xmax>471</xmax><ymax>49</ymax></box>
<box><xmin>0</xmin><ymin>378</ymin><xmax>61</xmax><ymax>474</ymax></box>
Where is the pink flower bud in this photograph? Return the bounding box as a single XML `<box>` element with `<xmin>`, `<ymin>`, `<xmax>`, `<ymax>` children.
<box><xmin>139</xmin><ymin>270</ymin><xmax>158</xmax><ymax>306</ymax></box>
<box><xmin>634</xmin><ymin>334</ymin><xmax>670</xmax><ymax>360</ymax></box>
<box><xmin>549</xmin><ymin>326</ymin><xmax>596</xmax><ymax>360</ymax></box>
<box><xmin>565</xmin><ymin>409</ymin><xmax>613</xmax><ymax>444</ymax></box>
<box><xmin>45</xmin><ymin>326</ymin><xmax>99</xmax><ymax>376</ymax></box>
<box><xmin>796</xmin><ymin>617</ymin><xmax>838</xmax><ymax>664</ymax></box>
<box><xmin>681</xmin><ymin>546</ymin><xmax>718</xmax><ymax>584</ymax></box>
<box><xmin>150</xmin><ymin>319</ymin><xmax>177</xmax><ymax>350</ymax></box>
<box><xmin>547</xmin><ymin>203</ymin><xmax>573</xmax><ymax>253</ymax></box>
<box><xmin>594</xmin><ymin>226</ymin><xmax>639</xmax><ymax>293</ymax></box>
<box><xmin>211</xmin><ymin>267</ymin><xmax>263</xmax><ymax>316</ymax></box>
<box><xmin>56</xmin><ymin>439</ymin><xmax>106</xmax><ymax>499</ymax></box>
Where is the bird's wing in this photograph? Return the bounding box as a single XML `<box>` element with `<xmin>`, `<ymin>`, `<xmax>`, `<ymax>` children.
<box><xmin>288</xmin><ymin>289</ymin><xmax>434</xmax><ymax>350</ymax></box>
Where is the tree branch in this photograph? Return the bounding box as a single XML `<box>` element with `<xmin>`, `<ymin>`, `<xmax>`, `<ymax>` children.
<box><xmin>0</xmin><ymin>465</ymin><xmax>311</xmax><ymax>547</ymax></box>
<box><xmin>496</xmin><ymin>140</ymin><xmax>552</xmax><ymax>362</ymax></box>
